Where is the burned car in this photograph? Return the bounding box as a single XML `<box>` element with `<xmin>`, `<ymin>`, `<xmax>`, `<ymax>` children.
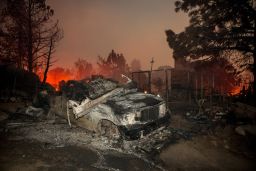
<box><xmin>51</xmin><ymin>76</ymin><xmax>170</xmax><ymax>139</ymax></box>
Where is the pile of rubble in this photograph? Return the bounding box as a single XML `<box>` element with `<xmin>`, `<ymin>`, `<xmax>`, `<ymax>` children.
<box><xmin>1</xmin><ymin>106</ymin><xmax>190</xmax><ymax>159</ymax></box>
<box><xmin>185</xmin><ymin>104</ymin><xmax>229</xmax><ymax>124</ymax></box>
<box><xmin>125</xmin><ymin>126</ymin><xmax>192</xmax><ymax>155</ymax></box>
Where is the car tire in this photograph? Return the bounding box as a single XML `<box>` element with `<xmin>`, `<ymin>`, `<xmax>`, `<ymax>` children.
<box><xmin>98</xmin><ymin>119</ymin><xmax>121</xmax><ymax>139</ymax></box>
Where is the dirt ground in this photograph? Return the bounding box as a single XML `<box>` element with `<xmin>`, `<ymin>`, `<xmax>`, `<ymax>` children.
<box><xmin>1</xmin><ymin>102</ymin><xmax>256</xmax><ymax>171</ymax></box>
<box><xmin>160</xmin><ymin>114</ymin><xmax>256</xmax><ymax>171</ymax></box>
<box><xmin>160</xmin><ymin>137</ymin><xmax>255</xmax><ymax>171</ymax></box>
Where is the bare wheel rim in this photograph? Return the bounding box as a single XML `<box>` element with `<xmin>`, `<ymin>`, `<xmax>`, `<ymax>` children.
<box><xmin>98</xmin><ymin>120</ymin><xmax>120</xmax><ymax>139</ymax></box>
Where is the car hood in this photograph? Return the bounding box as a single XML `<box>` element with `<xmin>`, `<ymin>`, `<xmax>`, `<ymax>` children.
<box><xmin>104</xmin><ymin>89</ymin><xmax>163</xmax><ymax>115</ymax></box>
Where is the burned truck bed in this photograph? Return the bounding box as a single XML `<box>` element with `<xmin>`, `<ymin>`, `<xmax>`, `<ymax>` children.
<box><xmin>51</xmin><ymin>77</ymin><xmax>170</xmax><ymax>139</ymax></box>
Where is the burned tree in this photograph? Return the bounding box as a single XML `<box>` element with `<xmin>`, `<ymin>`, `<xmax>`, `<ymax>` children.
<box><xmin>74</xmin><ymin>58</ymin><xmax>94</xmax><ymax>80</ymax></box>
<box><xmin>97</xmin><ymin>50</ymin><xmax>129</xmax><ymax>81</ymax></box>
<box><xmin>41</xmin><ymin>23</ymin><xmax>63</xmax><ymax>85</ymax></box>
<box><xmin>0</xmin><ymin>0</ymin><xmax>63</xmax><ymax>73</ymax></box>
<box><xmin>166</xmin><ymin>0</ymin><xmax>256</xmax><ymax>96</ymax></box>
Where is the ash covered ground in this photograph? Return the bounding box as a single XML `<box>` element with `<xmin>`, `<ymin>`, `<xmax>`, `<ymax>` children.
<box><xmin>1</xmin><ymin>101</ymin><xmax>256</xmax><ymax>171</ymax></box>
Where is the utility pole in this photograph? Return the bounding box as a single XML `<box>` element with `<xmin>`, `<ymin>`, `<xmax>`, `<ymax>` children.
<box><xmin>165</xmin><ymin>69</ymin><xmax>169</xmax><ymax>111</ymax></box>
<box><xmin>150</xmin><ymin>57</ymin><xmax>154</xmax><ymax>72</ymax></box>
<box><xmin>149</xmin><ymin>57</ymin><xmax>154</xmax><ymax>93</ymax></box>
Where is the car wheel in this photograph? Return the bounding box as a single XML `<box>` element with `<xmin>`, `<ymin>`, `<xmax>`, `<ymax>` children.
<box><xmin>98</xmin><ymin>119</ymin><xmax>121</xmax><ymax>139</ymax></box>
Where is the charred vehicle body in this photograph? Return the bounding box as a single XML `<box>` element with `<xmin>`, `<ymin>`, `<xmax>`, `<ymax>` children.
<box><xmin>51</xmin><ymin>77</ymin><xmax>170</xmax><ymax>139</ymax></box>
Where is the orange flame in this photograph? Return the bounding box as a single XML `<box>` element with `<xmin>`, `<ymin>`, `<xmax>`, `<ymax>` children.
<box><xmin>230</xmin><ymin>86</ymin><xmax>241</xmax><ymax>96</ymax></box>
<box><xmin>37</xmin><ymin>67</ymin><xmax>112</xmax><ymax>90</ymax></box>
<box><xmin>37</xmin><ymin>67</ymin><xmax>73</xmax><ymax>90</ymax></box>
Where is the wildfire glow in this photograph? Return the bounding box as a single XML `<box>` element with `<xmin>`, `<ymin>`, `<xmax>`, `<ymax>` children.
<box><xmin>37</xmin><ymin>67</ymin><xmax>74</xmax><ymax>90</ymax></box>
<box><xmin>230</xmin><ymin>86</ymin><xmax>242</xmax><ymax>96</ymax></box>
<box><xmin>37</xmin><ymin>66</ymin><xmax>114</xmax><ymax>90</ymax></box>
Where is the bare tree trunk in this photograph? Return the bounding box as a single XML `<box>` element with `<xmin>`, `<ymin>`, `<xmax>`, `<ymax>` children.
<box><xmin>253</xmin><ymin>51</ymin><xmax>256</xmax><ymax>97</ymax></box>
<box><xmin>42</xmin><ymin>37</ymin><xmax>53</xmax><ymax>85</ymax></box>
<box><xmin>17</xmin><ymin>28</ymin><xmax>23</xmax><ymax>69</ymax></box>
<box><xmin>27</xmin><ymin>0</ymin><xmax>33</xmax><ymax>73</ymax></box>
<box><xmin>253</xmin><ymin>17</ymin><xmax>256</xmax><ymax>97</ymax></box>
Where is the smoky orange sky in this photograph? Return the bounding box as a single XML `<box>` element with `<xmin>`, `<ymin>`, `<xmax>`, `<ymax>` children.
<box><xmin>47</xmin><ymin>0</ymin><xmax>189</xmax><ymax>70</ymax></box>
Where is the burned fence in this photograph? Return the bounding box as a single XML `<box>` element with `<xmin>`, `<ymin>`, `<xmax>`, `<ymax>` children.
<box><xmin>131</xmin><ymin>69</ymin><xmax>231</xmax><ymax>111</ymax></box>
<box><xmin>131</xmin><ymin>69</ymin><xmax>192</xmax><ymax>101</ymax></box>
